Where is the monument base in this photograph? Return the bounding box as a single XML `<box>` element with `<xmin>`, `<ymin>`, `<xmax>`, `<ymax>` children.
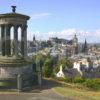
<box><xmin>0</xmin><ymin>56</ymin><xmax>34</xmax><ymax>89</ymax></box>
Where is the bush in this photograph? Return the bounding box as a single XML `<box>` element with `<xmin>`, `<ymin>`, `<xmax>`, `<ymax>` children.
<box><xmin>56</xmin><ymin>77</ymin><xmax>75</xmax><ymax>83</ymax></box>
<box><xmin>53</xmin><ymin>66</ymin><xmax>59</xmax><ymax>74</ymax></box>
<box><xmin>65</xmin><ymin>76</ymin><xmax>74</xmax><ymax>83</ymax></box>
<box><xmin>74</xmin><ymin>76</ymin><xmax>85</xmax><ymax>83</ymax></box>
<box><xmin>83</xmin><ymin>78</ymin><xmax>100</xmax><ymax>90</ymax></box>
<box><xmin>57</xmin><ymin>77</ymin><xmax>67</xmax><ymax>82</ymax></box>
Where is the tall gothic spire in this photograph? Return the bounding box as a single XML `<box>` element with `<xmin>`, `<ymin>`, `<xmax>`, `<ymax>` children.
<box><xmin>33</xmin><ymin>35</ymin><xmax>36</xmax><ymax>41</ymax></box>
<box><xmin>84</xmin><ymin>39</ymin><xmax>87</xmax><ymax>48</ymax></box>
<box><xmin>82</xmin><ymin>38</ymin><xmax>88</xmax><ymax>54</ymax></box>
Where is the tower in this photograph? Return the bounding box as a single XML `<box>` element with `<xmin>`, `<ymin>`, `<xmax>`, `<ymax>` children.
<box><xmin>0</xmin><ymin>6</ymin><xmax>34</xmax><ymax>89</ymax></box>
<box><xmin>82</xmin><ymin>39</ymin><xmax>88</xmax><ymax>54</ymax></box>
<box><xmin>73</xmin><ymin>34</ymin><xmax>78</xmax><ymax>46</ymax></box>
<box><xmin>73</xmin><ymin>34</ymin><xmax>78</xmax><ymax>54</ymax></box>
<box><xmin>33</xmin><ymin>35</ymin><xmax>36</xmax><ymax>46</ymax></box>
<box><xmin>33</xmin><ymin>35</ymin><xmax>36</xmax><ymax>41</ymax></box>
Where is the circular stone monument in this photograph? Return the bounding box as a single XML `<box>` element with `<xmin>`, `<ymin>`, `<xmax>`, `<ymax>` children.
<box><xmin>0</xmin><ymin>6</ymin><xmax>33</xmax><ymax>89</ymax></box>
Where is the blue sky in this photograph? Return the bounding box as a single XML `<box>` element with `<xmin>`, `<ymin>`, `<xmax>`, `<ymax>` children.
<box><xmin>0</xmin><ymin>0</ymin><xmax>100</xmax><ymax>43</ymax></box>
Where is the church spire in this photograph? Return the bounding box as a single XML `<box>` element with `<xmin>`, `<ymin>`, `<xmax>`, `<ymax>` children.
<box><xmin>33</xmin><ymin>35</ymin><xmax>36</xmax><ymax>41</ymax></box>
<box><xmin>82</xmin><ymin>38</ymin><xmax>88</xmax><ymax>54</ymax></box>
<box><xmin>85</xmin><ymin>39</ymin><xmax>87</xmax><ymax>48</ymax></box>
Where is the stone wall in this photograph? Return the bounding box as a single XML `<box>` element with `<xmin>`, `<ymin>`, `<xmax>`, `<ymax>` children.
<box><xmin>0</xmin><ymin>64</ymin><xmax>33</xmax><ymax>78</ymax></box>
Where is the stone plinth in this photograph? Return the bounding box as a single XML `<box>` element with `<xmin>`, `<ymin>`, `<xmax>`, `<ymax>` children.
<box><xmin>0</xmin><ymin>56</ymin><xmax>33</xmax><ymax>88</ymax></box>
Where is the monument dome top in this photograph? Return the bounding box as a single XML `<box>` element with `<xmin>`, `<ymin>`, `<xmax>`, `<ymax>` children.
<box><xmin>0</xmin><ymin>6</ymin><xmax>30</xmax><ymax>20</ymax></box>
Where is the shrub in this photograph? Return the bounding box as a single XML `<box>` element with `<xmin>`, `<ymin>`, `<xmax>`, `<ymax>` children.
<box><xmin>74</xmin><ymin>76</ymin><xmax>85</xmax><ymax>83</ymax></box>
<box><xmin>56</xmin><ymin>77</ymin><xmax>66</xmax><ymax>82</ymax></box>
<box><xmin>65</xmin><ymin>76</ymin><xmax>74</xmax><ymax>83</ymax></box>
<box><xmin>83</xmin><ymin>78</ymin><xmax>100</xmax><ymax>90</ymax></box>
<box><xmin>56</xmin><ymin>77</ymin><xmax>74</xmax><ymax>83</ymax></box>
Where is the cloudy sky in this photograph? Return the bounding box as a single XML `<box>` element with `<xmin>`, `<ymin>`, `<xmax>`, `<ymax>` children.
<box><xmin>0</xmin><ymin>0</ymin><xmax>100</xmax><ymax>43</ymax></box>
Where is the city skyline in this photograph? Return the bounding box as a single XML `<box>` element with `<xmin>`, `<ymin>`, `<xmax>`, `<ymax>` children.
<box><xmin>0</xmin><ymin>0</ymin><xmax>100</xmax><ymax>43</ymax></box>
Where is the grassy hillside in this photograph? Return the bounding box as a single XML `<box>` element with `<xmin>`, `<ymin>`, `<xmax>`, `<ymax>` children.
<box><xmin>43</xmin><ymin>78</ymin><xmax>100</xmax><ymax>100</ymax></box>
<box><xmin>54</xmin><ymin>86</ymin><xmax>100</xmax><ymax>100</ymax></box>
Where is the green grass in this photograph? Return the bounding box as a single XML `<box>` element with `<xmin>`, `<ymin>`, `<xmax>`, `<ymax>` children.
<box><xmin>54</xmin><ymin>86</ymin><xmax>100</xmax><ymax>100</ymax></box>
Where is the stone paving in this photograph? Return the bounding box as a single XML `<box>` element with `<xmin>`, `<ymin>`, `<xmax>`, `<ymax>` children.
<box><xmin>0</xmin><ymin>89</ymin><xmax>73</xmax><ymax>100</ymax></box>
<box><xmin>0</xmin><ymin>79</ymin><xmax>75</xmax><ymax>100</ymax></box>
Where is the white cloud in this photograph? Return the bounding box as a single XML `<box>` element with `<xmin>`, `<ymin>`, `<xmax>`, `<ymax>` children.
<box><xmin>31</xmin><ymin>13</ymin><xmax>52</xmax><ymax>20</ymax></box>
<box><xmin>27</xmin><ymin>28</ymin><xmax>100</xmax><ymax>43</ymax></box>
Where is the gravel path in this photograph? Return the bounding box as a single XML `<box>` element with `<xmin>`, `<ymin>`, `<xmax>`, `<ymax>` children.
<box><xmin>0</xmin><ymin>89</ymin><xmax>73</xmax><ymax>100</ymax></box>
<box><xmin>0</xmin><ymin>79</ymin><xmax>74</xmax><ymax>100</ymax></box>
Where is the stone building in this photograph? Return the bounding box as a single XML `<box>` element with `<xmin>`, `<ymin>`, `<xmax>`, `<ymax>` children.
<box><xmin>73</xmin><ymin>58</ymin><xmax>100</xmax><ymax>78</ymax></box>
<box><xmin>56</xmin><ymin>64</ymin><xmax>79</xmax><ymax>78</ymax></box>
<box><xmin>49</xmin><ymin>34</ymin><xmax>79</xmax><ymax>57</ymax></box>
<box><xmin>66</xmin><ymin>34</ymin><xmax>78</xmax><ymax>56</ymax></box>
<box><xmin>0</xmin><ymin>6</ymin><xmax>35</xmax><ymax>89</ymax></box>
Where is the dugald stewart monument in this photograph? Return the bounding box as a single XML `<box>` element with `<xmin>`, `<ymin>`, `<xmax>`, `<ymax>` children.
<box><xmin>0</xmin><ymin>6</ymin><xmax>34</xmax><ymax>89</ymax></box>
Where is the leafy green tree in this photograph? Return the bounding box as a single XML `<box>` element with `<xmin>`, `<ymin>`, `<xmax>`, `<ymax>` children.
<box><xmin>32</xmin><ymin>53</ymin><xmax>45</xmax><ymax>73</ymax></box>
<box><xmin>42</xmin><ymin>57</ymin><xmax>53</xmax><ymax>77</ymax></box>
<box><xmin>53</xmin><ymin>58</ymin><xmax>73</xmax><ymax>74</ymax></box>
<box><xmin>32</xmin><ymin>52</ymin><xmax>73</xmax><ymax>78</ymax></box>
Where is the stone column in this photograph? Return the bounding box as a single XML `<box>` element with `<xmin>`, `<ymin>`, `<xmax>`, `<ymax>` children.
<box><xmin>24</xmin><ymin>25</ymin><xmax>27</xmax><ymax>58</ymax></box>
<box><xmin>21</xmin><ymin>25</ymin><xmax>27</xmax><ymax>58</ymax></box>
<box><xmin>5</xmin><ymin>25</ymin><xmax>11</xmax><ymax>56</ymax></box>
<box><xmin>14</xmin><ymin>26</ymin><xmax>18</xmax><ymax>56</ymax></box>
<box><xmin>1</xmin><ymin>25</ymin><xmax>5</xmax><ymax>56</ymax></box>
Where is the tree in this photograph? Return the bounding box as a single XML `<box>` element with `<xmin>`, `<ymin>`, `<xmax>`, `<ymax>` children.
<box><xmin>42</xmin><ymin>57</ymin><xmax>53</xmax><ymax>77</ymax></box>
<box><xmin>53</xmin><ymin>58</ymin><xmax>73</xmax><ymax>74</ymax></box>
